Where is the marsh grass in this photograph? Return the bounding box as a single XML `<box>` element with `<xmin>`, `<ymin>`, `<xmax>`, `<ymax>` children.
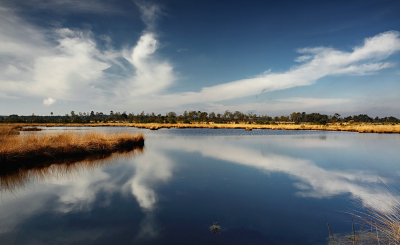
<box><xmin>0</xmin><ymin>126</ymin><xmax>20</xmax><ymax>136</ymax></box>
<box><xmin>20</xmin><ymin>127</ymin><xmax>42</xmax><ymax>131</ymax></box>
<box><xmin>328</xmin><ymin>194</ymin><xmax>400</xmax><ymax>244</ymax></box>
<box><xmin>0</xmin><ymin>128</ymin><xmax>144</xmax><ymax>171</ymax></box>
<box><xmin>7</xmin><ymin>122</ymin><xmax>399</xmax><ymax>134</ymax></box>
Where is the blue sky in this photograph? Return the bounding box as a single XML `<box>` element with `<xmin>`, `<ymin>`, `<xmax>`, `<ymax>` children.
<box><xmin>0</xmin><ymin>0</ymin><xmax>399</xmax><ymax>117</ymax></box>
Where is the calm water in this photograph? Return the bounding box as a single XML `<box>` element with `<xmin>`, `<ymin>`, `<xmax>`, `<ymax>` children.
<box><xmin>1</xmin><ymin>128</ymin><xmax>400</xmax><ymax>244</ymax></box>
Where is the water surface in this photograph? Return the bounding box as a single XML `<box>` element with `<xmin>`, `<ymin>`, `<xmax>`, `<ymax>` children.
<box><xmin>1</xmin><ymin>128</ymin><xmax>400</xmax><ymax>244</ymax></box>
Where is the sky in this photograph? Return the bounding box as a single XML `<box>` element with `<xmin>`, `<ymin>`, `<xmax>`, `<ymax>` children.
<box><xmin>0</xmin><ymin>0</ymin><xmax>399</xmax><ymax>117</ymax></box>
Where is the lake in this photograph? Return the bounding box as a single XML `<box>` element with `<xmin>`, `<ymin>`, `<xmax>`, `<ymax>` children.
<box><xmin>1</xmin><ymin>128</ymin><xmax>400</xmax><ymax>244</ymax></box>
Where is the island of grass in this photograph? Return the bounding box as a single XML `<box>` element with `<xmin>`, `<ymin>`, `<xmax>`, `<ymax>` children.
<box><xmin>0</xmin><ymin>126</ymin><xmax>144</xmax><ymax>172</ymax></box>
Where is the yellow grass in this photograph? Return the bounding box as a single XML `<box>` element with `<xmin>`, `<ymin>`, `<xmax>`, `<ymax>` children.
<box><xmin>0</xmin><ymin>125</ymin><xmax>20</xmax><ymax>136</ymax></box>
<box><xmin>0</xmin><ymin>126</ymin><xmax>144</xmax><ymax>168</ymax></box>
<box><xmin>358</xmin><ymin>199</ymin><xmax>400</xmax><ymax>244</ymax></box>
<box><xmin>329</xmin><ymin>203</ymin><xmax>400</xmax><ymax>245</ymax></box>
<box><xmin>20</xmin><ymin>127</ymin><xmax>41</xmax><ymax>131</ymax></box>
<box><xmin>328</xmin><ymin>189</ymin><xmax>400</xmax><ymax>245</ymax></box>
<box><xmin>6</xmin><ymin>122</ymin><xmax>399</xmax><ymax>134</ymax></box>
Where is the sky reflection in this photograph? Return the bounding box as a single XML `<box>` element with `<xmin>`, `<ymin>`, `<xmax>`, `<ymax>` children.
<box><xmin>0</xmin><ymin>132</ymin><xmax>399</xmax><ymax>244</ymax></box>
<box><xmin>152</xmin><ymin>136</ymin><xmax>400</xmax><ymax>211</ymax></box>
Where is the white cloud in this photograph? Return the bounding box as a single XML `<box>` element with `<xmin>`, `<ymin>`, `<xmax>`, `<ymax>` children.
<box><xmin>164</xmin><ymin>31</ymin><xmax>400</xmax><ymax>105</ymax></box>
<box><xmin>294</xmin><ymin>55</ymin><xmax>312</xmax><ymax>62</ymax></box>
<box><xmin>136</xmin><ymin>2</ymin><xmax>163</xmax><ymax>30</ymax></box>
<box><xmin>153</xmin><ymin>137</ymin><xmax>400</xmax><ymax>211</ymax></box>
<box><xmin>0</xmin><ymin>4</ymin><xmax>175</xmax><ymax>110</ymax></box>
<box><xmin>43</xmin><ymin>97</ymin><xmax>56</xmax><ymax>106</ymax></box>
<box><xmin>121</xmin><ymin>33</ymin><xmax>175</xmax><ymax>96</ymax></box>
<box><xmin>0</xmin><ymin>3</ymin><xmax>399</xmax><ymax>114</ymax></box>
<box><xmin>126</xmin><ymin>152</ymin><xmax>174</xmax><ymax>211</ymax></box>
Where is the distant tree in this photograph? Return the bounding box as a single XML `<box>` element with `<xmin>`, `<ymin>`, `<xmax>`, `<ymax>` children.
<box><xmin>280</xmin><ymin>115</ymin><xmax>289</xmax><ymax>121</ymax></box>
<box><xmin>209</xmin><ymin>112</ymin><xmax>216</xmax><ymax>120</ymax></box>
<box><xmin>247</xmin><ymin>112</ymin><xmax>254</xmax><ymax>120</ymax></box>
<box><xmin>122</xmin><ymin>111</ymin><xmax>128</xmax><ymax>120</ymax></box>
<box><xmin>199</xmin><ymin>112</ymin><xmax>208</xmax><ymax>121</ymax></box>
<box><xmin>188</xmin><ymin>111</ymin><xmax>196</xmax><ymax>121</ymax></box>
<box><xmin>387</xmin><ymin>116</ymin><xmax>399</xmax><ymax>123</ymax></box>
<box><xmin>223</xmin><ymin>110</ymin><xmax>231</xmax><ymax>119</ymax></box>
<box><xmin>290</xmin><ymin>112</ymin><xmax>298</xmax><ymax>122</ymax></box>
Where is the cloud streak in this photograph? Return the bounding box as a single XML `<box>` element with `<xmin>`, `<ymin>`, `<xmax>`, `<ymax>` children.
<box><xmin>0</xmin><ymin>3</ymin><xmax>399</xmax><ymax>113</ymax></box>
<box><xmin>168</xmin><ymin>31</ymin><xmax>400</xmax><ymax>105</ymax></box>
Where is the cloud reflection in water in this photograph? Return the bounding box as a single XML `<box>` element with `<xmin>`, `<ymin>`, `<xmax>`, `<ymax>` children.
<box><xmin>0</xmin><ymin>134</ymin><xmax>399</xmax><ymax>243</ymax></box>
<box><xmin>155</xmin><ymin>136</ymin><xmax>399</xmax><ymax>210</ymax></box>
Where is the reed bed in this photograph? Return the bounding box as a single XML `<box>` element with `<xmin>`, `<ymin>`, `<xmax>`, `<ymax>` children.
<box><xmin>0</xmin><ymin>127</ymin><xmax>144</xmax><ymax>171</ymax></box>
<box><xmin>357</xmin><ymin>199</ymin><xmax>400</xmax><ymax>244</ymax></box>
<box><xmin>0</xmin><ymin>125</ymin><xmax>20</xmax><ymax>136</ymax></box>
<box><xmin>20</xmin><ymin>127</ymin><xmax>42</xmax><ymax>131</ymax></box>
<box><xmin>5</xmin><ymin>122</ymin><xmax>399</xmax><ymax>134</ymax></box>
<box><xmin>328</xmin><ymin>195</ymin><xmax>400</xmax><ymax>244</ymax></box>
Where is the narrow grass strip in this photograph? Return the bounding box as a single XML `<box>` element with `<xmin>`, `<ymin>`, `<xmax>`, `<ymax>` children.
<box><xmin>7</xmin><ymin>122</ymin><xmax>400</xmax><ymax>134</ymax></box>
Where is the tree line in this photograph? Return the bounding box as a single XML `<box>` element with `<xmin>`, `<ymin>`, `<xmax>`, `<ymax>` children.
<box><xmin>1</xmin><ymin>111</ymin><xmax>399</xmax><ymax>124</ymax></box>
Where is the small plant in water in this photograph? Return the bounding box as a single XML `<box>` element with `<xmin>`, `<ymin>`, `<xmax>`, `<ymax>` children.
<box><xmin>209</xmin><ymin>222</ymin><xmax>221</xmax><ymax>234</ymax></box>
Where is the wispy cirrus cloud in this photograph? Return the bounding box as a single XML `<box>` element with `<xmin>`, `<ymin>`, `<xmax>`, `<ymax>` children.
<box><xmin>0</xmin><ymin>2</ymin><xmax>399</xmax><ymax>114</ymax></box>
<box><xmin>166</xmin><ymin>31</ymin><xmax>400</xmax><ymax>105</ymax></box>
<box><xmin>135</xmin><ymin>2</ymin><xmax>163</xmax><ymax>30</ymax></box>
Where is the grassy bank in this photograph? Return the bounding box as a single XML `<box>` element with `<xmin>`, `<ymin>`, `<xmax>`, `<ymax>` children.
<box><xmin>0</xmin><ymin>126</ymin><xmax>144</xmax><ymax>171</ymax></box>
<box><xmin>6</xmin><ymin>122</ymin><xmax>400</xmax><ymax>134</ymax></box>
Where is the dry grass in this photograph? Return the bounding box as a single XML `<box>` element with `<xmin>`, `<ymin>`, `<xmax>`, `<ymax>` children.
<box><xmin>328</xmin><ymin>195</ymin><xmax>400</xmax><ymax>244</ymax></box>
<box><xmin>359</xmin><ymin>199</ymin><xmax>400</xmax><ymax>244</ymax></box>
<box><xmin>0</xmin><ymin>127</ymin><xmax>144</xmax><ymax>171</ymax></box>
<box><xmin>20</xmin><ymin>127</ymin><xmax>42</xmax><ymax>131</ymax></box>
<box><xmin>0</xmin><ymin>125</ymin><xmax>20</xmax><ymax>136</ymax></box>
<box><xmin>5</xmin><ymin>122</ymin><xmax>399</xmax><ymax>134</ymax></box>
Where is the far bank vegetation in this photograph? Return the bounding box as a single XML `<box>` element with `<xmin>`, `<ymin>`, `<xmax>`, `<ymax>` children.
<box><xmin>2</xmin><ymin>111</ymin><xmax>400</xmax><ymax>133</ymax></box>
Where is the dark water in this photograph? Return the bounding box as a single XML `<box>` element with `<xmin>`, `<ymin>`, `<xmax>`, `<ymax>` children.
<box><xmin>1</xmin><ymin>128</ymin><xmax>400</xmax><ymax>244</ymax></box>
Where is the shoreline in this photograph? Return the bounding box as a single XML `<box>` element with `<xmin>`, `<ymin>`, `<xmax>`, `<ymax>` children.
<box><xmin>6</xmin><ymin>122</ymin><xmax>400</xmax><ymax>134</ymax></box>
<box><xmin>0</xmin><ymin>147</ymin><xmax>144</xmax><ymax>191</ymax></box>
<box><xmin>0</xmin><ymin>128</ymin><xmax>145</xmax><ymax>171</ymax></box>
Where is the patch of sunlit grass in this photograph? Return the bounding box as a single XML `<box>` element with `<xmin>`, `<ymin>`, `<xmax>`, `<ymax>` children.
<box><xmin>3</xmin><ymin>122</ymin><xmax>400</xmax><ymax>133</ymax></box>
<box><xmin>0</xmin><ymin>128</ymin><xmax>144</xmax><ymax>165</ymax></box>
